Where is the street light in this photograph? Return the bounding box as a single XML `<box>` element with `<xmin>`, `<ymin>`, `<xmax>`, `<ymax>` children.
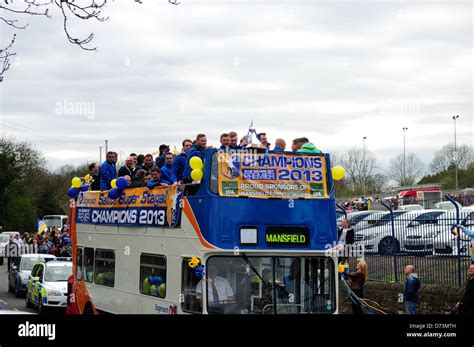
<box><xmin>453</xmin><ymin>115</ymin><xmax>460</xmax><ymax>191</ymax></box>
<box><xmin>363</xmin><ymin>136</ymin><xmax>367</xmax><ymax>196</ymax></box>
<box><xmin>402</xmin><ymin>127</ymin><xmax>408</xmax><ymax>186</ymax></box>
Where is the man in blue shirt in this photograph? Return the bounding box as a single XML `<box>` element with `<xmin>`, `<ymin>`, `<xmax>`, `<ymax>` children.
<box><xmin>172</xmin><ymin>139</ymin><xmax>193</xmax><ymax>183</ymax></box>
<box><xmin>161</xmin><ymin>152</ymin><xmax>178</xmax><ymax>185</ymax></box>
<box><xmin>219</xmin><ymin>133</ymin><xmax>230</xmax><ymax>150</ymax></box>
<box><xmin>403</xmin><ymin>265</ymin><xmax>421</xmax><ymax>314</ymax></box>
<box><xmin>273</xmin><ymin>138</ymin><xmax>286</xmax><ymax>153</ymax></box>
<box><xmin>147</xmin><ymin>168</ymin><xmax>168</xmax><ymax>189</ymax></box>
<box><xmin>100</xmin><ymin>151</ymin><xmax>117</xmax><ymax>190</ymax></box>
<box><xmin>183</xmin><ymin>134</ymin><xmax>207</xmax><ymax>183</ymax></box>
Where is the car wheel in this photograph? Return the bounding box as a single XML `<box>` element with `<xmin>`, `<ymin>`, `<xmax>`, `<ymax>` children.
<box><xmin>8</xmin><ymin>277</ymin><xmax>14</xmax><ymax>293</ymax></box>
<box><xmin>25</xmin><ymin>292</ymin><xmax>33</xmax><ymax>308</ymax></box>
<box><xmin>14</xmin><ymin>280</ymin><xmax>22</xmax><ymax>298</ymax></box>
<box><xmin>378</xmin><ymin>237</ymin><xmax>400</xmax><ymax>255</ymax></box>
<box><xmin>38</xmin><ymin>295</ymin><xmax>44</xmax><ymax>314</ymax></box>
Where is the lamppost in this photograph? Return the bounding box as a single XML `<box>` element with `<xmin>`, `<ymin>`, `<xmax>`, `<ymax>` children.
<box><xmin>402</xmin><ymin>127</ymin><xmax>408</xmax><ymax>186</ymax></box>
<box><xmin>363</xmin><ymin>136</ymin><xmax>367</xmax><ymax>196</ymax></box>
<box><xmin>453</xmin><ymin>115</ymin><xmax>459</xmax><ymax>191</ymax></box>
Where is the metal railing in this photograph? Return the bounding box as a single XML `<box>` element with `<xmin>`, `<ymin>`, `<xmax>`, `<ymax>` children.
<box><xmin>345</xmin><ymin>195</ymin><xmax>472</xmax><ymax>287</ymax></box>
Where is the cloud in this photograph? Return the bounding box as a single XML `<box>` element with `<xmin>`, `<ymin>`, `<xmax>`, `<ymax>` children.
<box><xmin>0</xmin><ymin>0</ymin><xmax>471</xmax><ymax>172</ymax></box>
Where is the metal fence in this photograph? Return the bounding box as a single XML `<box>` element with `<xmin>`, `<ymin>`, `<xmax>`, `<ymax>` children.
<box><xmin>337</xmin><ymin>196</ymin><xmax>473</xmax><ymax>287</ymax></box>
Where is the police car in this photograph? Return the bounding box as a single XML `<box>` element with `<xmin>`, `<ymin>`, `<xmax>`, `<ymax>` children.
<box><xmin>25</xmin><ymin>258</ymin><xmax>72</xmax><ymax>313</ymax></box>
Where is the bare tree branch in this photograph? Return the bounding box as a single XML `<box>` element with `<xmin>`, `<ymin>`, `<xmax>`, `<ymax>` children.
<box><xmin>0</xmin><ymin>34</ymin><xmax>17</xmax><ymax>82</ymax></box>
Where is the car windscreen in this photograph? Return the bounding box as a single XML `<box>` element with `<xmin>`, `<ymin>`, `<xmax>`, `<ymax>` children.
<box><xmin>20</xmin><ymin>257</ymin><xmax>50</xmax><ymax>271</ymax></box>
<box><xmin>44</xmin><ymin>265</ymin><xmax>72</xmax><ymax>282</ymax></box>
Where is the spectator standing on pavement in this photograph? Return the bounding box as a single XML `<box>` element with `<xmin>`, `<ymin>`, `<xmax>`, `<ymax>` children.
<box><xmin>403</xmin><ymin>265</ymin><xmax>421</xmax><ymax>314</ymax></box>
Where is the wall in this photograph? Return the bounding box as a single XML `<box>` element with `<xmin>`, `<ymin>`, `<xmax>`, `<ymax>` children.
<box><xmin>339</xmin><ymin>281</ymin><xmax>465</xmax><ymax>314</ymax></box>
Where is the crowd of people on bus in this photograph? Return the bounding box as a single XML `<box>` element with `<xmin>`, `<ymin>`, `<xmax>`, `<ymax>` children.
<box><xmin>87</xmin><ymin>132</ymin><xmax>322</xmax><ymax>191</ymax></box>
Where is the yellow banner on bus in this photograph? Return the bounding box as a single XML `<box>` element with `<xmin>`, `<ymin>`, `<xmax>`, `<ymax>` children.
<box><xmin>217</xmin><ymin>151</ymin><xmax>329</xmax><ymax>199</ymax></box>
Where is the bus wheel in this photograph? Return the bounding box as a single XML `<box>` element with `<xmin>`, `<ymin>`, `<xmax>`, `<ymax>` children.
<box><xmin>83</xmin><ymin>302</ymin><xmax>94</xmax><ymax>315</ymax></box>
<box><xmin>378</xmin><ymin>237</ymin><xmax>399</xmax><ymax>255</ymax></box>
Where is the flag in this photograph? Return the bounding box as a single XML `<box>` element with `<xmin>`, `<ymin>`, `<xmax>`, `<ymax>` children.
<box><xmin>37</xmin><ymin>219</ymin><xmax>47</xmax><ymax>235</ymax></box>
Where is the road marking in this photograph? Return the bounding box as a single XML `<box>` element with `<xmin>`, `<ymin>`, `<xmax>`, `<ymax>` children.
<box><xmin>0</xmin><ymin>299</ymin><xmax>8</xmax><ymax>305</ymax></box>
<box><xmin>13</xmin><ymin>308</ymin><xmax>19</xmax><ymax>311</ymax></box>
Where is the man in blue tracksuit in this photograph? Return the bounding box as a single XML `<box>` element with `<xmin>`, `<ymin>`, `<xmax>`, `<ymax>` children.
<box><xmin>403</xmin><ymin>265</ymin><xmax>421</xmax><ymax>314</ymax></box>
<box><xmin>100</xmin><ymin>151</ymin><xmax>117</xmax><ymax>190</ymax></box>
<box><xmin>183</xmin><ymin>134</ymin><xmax>207</xmax><ymax>186</ymax></box>
<box><xmin>161</xmin><ymin>152</ymin><xmax>178</xmax><ymax>185</ymax></box>
<box><xmin>172</xmin><ymin>139</ymin><xmax>193</xmax><ymax>183</ymax></box>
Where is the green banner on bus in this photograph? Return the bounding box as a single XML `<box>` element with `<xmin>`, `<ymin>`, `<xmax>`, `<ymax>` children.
<box><xmin>218</xmin><ymin>152</ymin><xmax>328</xmax><ymax>199</ymax></box>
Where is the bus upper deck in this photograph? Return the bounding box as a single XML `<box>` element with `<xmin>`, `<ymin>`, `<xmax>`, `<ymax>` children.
<box><xmin>75</xmin><ymin>148</ymin><xmax>337</xmax><ymax>251</ymax></box>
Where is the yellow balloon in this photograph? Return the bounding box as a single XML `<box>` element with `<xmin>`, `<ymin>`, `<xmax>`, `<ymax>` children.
<box><xmin>191</xmin><ymin>169</ymin><xmax>203</xmax><ymax>181</ymax></box>
<box><xmin>332</xmin><ymin>166</ymin><xmax>345</xmax><ymax>181</ymax></box>
<box><xmin>111</xmin><ymin>179</ymin><xmax>117</xmax><ymax>189</ymax></box>
<box><xmin>190</xmin><ymin>156</ymin><xmax>203</xmax><ymax>170</ymax></box>
<box><xmin>71</xmin><ymin>177</ymin><xmax>81</xmax><ymax>188</ymax></box>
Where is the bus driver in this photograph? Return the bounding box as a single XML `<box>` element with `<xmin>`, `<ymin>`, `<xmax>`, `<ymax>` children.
<box><xmin>196</xmin><ymin>264</ymin><xmax>235</xmax><ymax>311</ymax></box>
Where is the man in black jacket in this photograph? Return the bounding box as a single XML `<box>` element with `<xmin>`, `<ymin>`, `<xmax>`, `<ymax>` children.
<box><xmin>118</xmin><ymin>156</ymin><xmax>134</xmax><ymax>178</ymax></box>
<box><xmin>337</xmin><ymin>218</ymin><xmax>355</xmax><ymax>263</ymax></box>
<box><xmin>127</xmin><ymin>169</ymin><xmax>147</xmax><ymax>188</ymax></box>
<box><xmin>88</xmin><ymin>163</ymin><xmax>101</xmax><ymax>191</ymax></box>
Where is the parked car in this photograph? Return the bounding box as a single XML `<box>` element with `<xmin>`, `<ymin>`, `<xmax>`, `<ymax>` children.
<box><xmin>0</xmin><ymin>233</ymin><xmax>10</xmax><ymax>265</ymax></box>
<box><xmin>345</xmin><ymin>211</ymin><xmax>382</xmax><ymax>229</ymax></box>
<box><xmin>355</xmin><ymin>211</ymin><xmax>409</xmax><ymax>233</ymax></box>
<box><xmin>26</xmin><ymin>258</ymin><xmax>72</xmax><ymax>312</ymax></box>
<box><xmin>434</xmin><ymin>201</ymin><xmax>462</xmax><ymax>210</ymax></box>
<box><xmin>355</xmin><ymin>210</ymin><xmax>446</xmax><ymax>255</ymax></box>
<box><xmin>432</xmin><ymin>209</ymin><xmax>474</xmax><ymax>256</ymax></box>
<box><xmin>398</xmin><ymin>204</ymin><xmax>424</xmax><ymax>211</ymax></box>
<box><xmin>8</xmin><ymin>254</ymin><xmax>56</xmax><ymax>297</ymax></box>
<box><xmin>403</xmin><ymin>212</ymin><xmax>452</xmax><ymax>255</ymax></box>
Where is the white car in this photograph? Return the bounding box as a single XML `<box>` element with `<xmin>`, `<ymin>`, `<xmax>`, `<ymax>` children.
<box><xmin>434</xmin><ymin>201</ymin><xmax>462</xmax><ymax>210</ymax></box>
<box><xmin>355</xmin><ymin>210</ymin><xmax>446</xmax><ymax>255</ymax></box>
<box><xmin>398</xmin><ymin>204</ymin><xmax>424</xmax><ymax>211</ymax></box>
<box><xmin>403</xmin><ymin>212</ymin><xmax>454</xmax><ymax>255</ymax></box>
<box><xmin>432</xmin><ymin>210</ymin><xmax>474</xmax><ymax>256</ymax></box>
<box><xmin>25</xmin><ymin>259</ymin><xmax>72</xmax><ymax>312</ymax></box>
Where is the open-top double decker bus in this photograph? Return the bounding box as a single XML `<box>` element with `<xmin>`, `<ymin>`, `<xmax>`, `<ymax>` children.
<box><xmin>67</xmin><ymin>148</ymin><xmax>338</xmax><ymax>314</ymax></box>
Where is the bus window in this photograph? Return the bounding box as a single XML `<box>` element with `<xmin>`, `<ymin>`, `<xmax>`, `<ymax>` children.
<box><xmin>94</xmin><ymin>249</ymin><xmax>115</xmax><ymax>287</ymax></box>
<box><xmin>76</xmin><ymin>248</ymin><xmax>83</xmax><ymax>281</ymax></box>
<box><xmin>181</xmin><ymin>258</ymin><xmax>203</xmax><ymax>314</ymax></box>
<box><xmin>205</xmin><ymin>256</ymin><xmax>273</xmax><ymax>314</ymax></box>
<box><xmin>140</xmin><ymin>254</ymin><xmax>166</xmax><ymax>298</ymax></box>
<box><xmin>84</xmin><ymin>248</ymin><xmax>94</xmax><ymax>283</ymax></box>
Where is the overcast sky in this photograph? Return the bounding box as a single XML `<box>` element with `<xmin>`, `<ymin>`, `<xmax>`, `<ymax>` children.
<box><xmin>0</xmin><ymin>0</ymin><xmax>472</xmax><ymax>172</ymax></box>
